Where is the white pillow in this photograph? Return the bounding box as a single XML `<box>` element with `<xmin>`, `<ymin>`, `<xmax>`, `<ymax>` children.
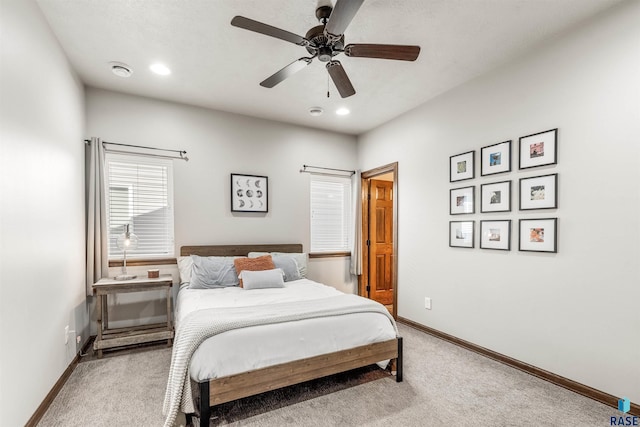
<box><xmin>240</xmin><ymin>268</ymin><xmax>285</xmax><ymax>290</ymax></box>
<box><xmin>177</xmin><ymin>256</ymin><xmax>193</xmax><ymax>285</ymax></box>
<box><xmin>248</xmin><ymin>252</ymin><xmax>308</xmax><ymax>278</ymax></box>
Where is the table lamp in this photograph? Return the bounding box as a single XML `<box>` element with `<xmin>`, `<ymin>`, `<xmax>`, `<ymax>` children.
<box><xmin>115</xmin><ymin>224</ymin><xmax>138</xmax><ymax>280</ymax></box>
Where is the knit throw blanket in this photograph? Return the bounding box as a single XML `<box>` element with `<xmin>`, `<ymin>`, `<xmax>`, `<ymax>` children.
<box><xmin>162</xmin><ymin>294</ymin><xmax>397</xmax><ymax>427</ymax></box>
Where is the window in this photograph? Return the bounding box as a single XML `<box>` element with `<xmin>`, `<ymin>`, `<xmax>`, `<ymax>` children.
<box><xmin>310</xmin><ymin>175</ymin><xmax>352</xmax><ymax>253</ymax></box>
<box><xmin>105</xmin><ymin>154</ymin><xmax>175</xmax><ymax>259</ymax></box>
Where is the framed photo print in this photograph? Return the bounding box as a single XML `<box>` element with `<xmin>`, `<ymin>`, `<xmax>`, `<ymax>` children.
<box><xmin>450</xmin><ymin>151</ymin><xmax>474</xmax><ymax>182</ymax></box>
<box><xmin>519</xmin><ymin>128</ymin><xmax>558</xmax><ymax>169</ymax></box>
<box><xmin>519</xmin><ymin>174</ymin><xmax>557</xmax><ymax>210</ymax></box>
<box><xmin>519</xmin><ymin>218</ymin><xmax>557</xmax><ymax>253</ymax></box>
<box><xmin>450</xmin><ymin>221</ymin><xmax>474</xmax><ymax>248</ymax></box>
<box><xmin>481</xmin><ymin>140</ymin><xmax>511</xmax><ymax>176</ymax></box>
<box><xmin>450</xmin><ymin>186</ymin><xmax>475</xmax><ymax>215</ymax></box>
<box><xmin>481</xmin><ymin>180</ymin><xmax>511</xmax><ymax>213</ymax></box>
<box><xmin>231</xmin><ymin>173</ymin><xmax>268</xmax><ymax>212</ymax></box>
<box><xmin>480</xmin><ymin>220</ymin><xmax>511</xmax><ymax>251</ymax></box>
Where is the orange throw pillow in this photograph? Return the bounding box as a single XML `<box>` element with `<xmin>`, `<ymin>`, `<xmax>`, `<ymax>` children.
<box><xmin>233</xmin><ymin>255</ymin><xmax>275</xmax><ymax>287</ymax></box>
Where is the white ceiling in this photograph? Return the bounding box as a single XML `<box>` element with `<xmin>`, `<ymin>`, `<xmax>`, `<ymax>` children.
<box><xmin>37</xmin><ymin>0</ymin><xmax>622</xmax><ymax>135</ymax></box>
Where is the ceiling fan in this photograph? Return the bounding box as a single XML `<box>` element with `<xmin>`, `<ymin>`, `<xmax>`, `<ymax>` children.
<box><xmin>231</xmin><ymin>0</ymin><xmax>421</xmax><ymax>98</ymax></box>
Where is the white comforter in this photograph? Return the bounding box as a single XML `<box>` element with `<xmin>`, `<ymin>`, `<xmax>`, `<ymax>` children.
<box><xmin>175</xmin><ymin>278</ymin><xmax>397</xmax><ymax>382</ymax></box>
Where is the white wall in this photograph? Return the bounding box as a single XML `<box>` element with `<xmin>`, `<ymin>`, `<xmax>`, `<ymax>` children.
<box><xmin>86</xmin><ymin>89</ymin><xmax>358</xmax><ymax>327</ymax></box>
<box><xmin>0</xmin><ymin>0</ymin><xmax>87</xmax><ymax>425</ymax></box>
<box><xmin>358</xmin><ymin>1</ymin><xmax>640</xmax><ymax>404</ymax></box>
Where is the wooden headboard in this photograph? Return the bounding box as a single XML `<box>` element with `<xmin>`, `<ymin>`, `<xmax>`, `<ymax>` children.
<box><xmin>180</xmin><ymin>244</ymin><xmax>303</xmax><ymax>257</ymax></box>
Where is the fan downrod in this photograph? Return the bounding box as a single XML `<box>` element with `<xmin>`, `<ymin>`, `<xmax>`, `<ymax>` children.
<box><xmin>315</xmin><ymin>5</ymin><xmax>332</xmax><ymax>23</ymax></box>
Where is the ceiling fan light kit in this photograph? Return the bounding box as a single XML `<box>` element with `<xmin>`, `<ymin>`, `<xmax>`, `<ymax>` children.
<box><xmin>231</xmin><ymin>0</ymin><xmax>420</xmax><ymax>98</ymax></box>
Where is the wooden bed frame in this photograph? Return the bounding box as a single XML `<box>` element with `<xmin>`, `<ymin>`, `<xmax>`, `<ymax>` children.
<box><xmin>179</xmin><ymin>244</ymin><xmax>403</xmax><ymax>427</ymax></box>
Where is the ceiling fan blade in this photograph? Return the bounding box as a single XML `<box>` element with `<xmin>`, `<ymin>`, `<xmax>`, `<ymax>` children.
<box><xmin>326</xmin><ymin>61</ymin><xmax>356</xmax><ymax>98</ymax></box>
<box><xmin>324</xmin><ymin>0</ymin><xmax>364</xmax><ymax>37</ymax></box>
<box><xmin>345</xmin><ymin>44</ymin><xmax>421</xmax><ymax>61</ymax></box>
<box><xmin>260</xmin><ymin>58</ymin><xmax>313</xmax><ymax>88</ymax></box>
<box><xmin>231</xmin><ymin>16</ymin><xmax>307</xmax><ymax>46</ymax></box>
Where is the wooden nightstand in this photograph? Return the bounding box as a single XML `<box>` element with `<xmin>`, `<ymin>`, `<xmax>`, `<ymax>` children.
<box><xmin>92</xmin><ymin>275</ymin><xmax>174</xmax><ymax>358</ymax></box>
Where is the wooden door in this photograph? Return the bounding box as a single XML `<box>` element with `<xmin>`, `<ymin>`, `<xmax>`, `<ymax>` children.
<box><xmin>368</xmin><ymin>179</ymin><xmax>394</xmax><ymax>305</ymax></box>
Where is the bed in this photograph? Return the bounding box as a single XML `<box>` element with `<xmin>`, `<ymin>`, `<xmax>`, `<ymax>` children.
<box><xmin>163</xmin><ymin>244</ymin><xmax>403</xmax><ymax>427</ymax></box>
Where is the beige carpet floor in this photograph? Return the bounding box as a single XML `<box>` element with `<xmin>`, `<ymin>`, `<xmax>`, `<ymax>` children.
<box><xmin>38</xmin><ymin>323</ymin><xmax>620</xmax><ymax>426</ymax></box>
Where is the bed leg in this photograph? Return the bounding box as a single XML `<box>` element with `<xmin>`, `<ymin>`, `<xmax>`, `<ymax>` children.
<box><xmin>396</xmin><ymin>336</ymin><xmax>403</xmax><ymax>382</ymax></box>
<box><xmin>199</xmin><ymin>381</ymin><xmax>210</xmax><ymax>427</ymax></box>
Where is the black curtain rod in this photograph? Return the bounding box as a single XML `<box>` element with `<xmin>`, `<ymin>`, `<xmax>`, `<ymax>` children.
<box><xmin>84</xmin><ymin>138</ymin><xmax>188</xmax><ymax>161</ymax></box>
<box><xmin>302</xmin><ymin>164</ymin><xmax>355</xmax><ymax>175</ymax></box>
<box><xmin>84</xmin><ymin>139</ymin><xmax>186</xmax><ymax>156</ymax></box>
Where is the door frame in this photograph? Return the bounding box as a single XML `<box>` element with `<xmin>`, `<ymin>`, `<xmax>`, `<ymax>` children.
<box><xmin>359</xmin><ymin>162</ymin><xmax>398</xmax><ymax>319</ymax></box>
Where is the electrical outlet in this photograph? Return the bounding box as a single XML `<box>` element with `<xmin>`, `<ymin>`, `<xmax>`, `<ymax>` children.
<box><xmin>424</xmin><ymin>297</ymin><xmax>432</xmax><ymax>310</ymax></box>
<box><xmin>76</xmin><ymin>335</ymin><xmax>82</xmax><ymax>345</ymax></box>
<box><xmin>64</xmin><ymin>325</ymin><xmax>69</xmax><ymax>344</ymax></box>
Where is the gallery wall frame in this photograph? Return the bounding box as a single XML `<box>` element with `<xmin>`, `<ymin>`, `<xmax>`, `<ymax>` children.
<box><xmin>450</xmin><ymin>151</ymin><xmax>475</xmax><ymax>182</ymax></box>
<box><xmin>519</xmin><ymin>218</ymin><xmax>557</xmax><ymax>253</ymax></box>
<box><xmin>480</xmin><ymin>220</ymin><xmax>511</xmax><ymax>251</ymax></box>
<box><xmin>481</xmin><ymin>140</ymin><xmax>511</xmax><ymax>176</ymax></box>
<box><xmin>519</xmin><ymin>173</ymin><xmax>558</xmax><ymax>210</ymax></box>
<box><xmin>519</xmin><ymin>128</ymin><xmax>558</xmax><ymax>170</ymax></box>
<box><xmin>231</xmin><ymin>173</ymin><xmax>268</xmax><ymax>212</ymax></box>
<box><xmin>450</xmin><ymin>221</ymin><xmax>475</xmax><ymax>248</ymax></box>
<box><xmin>450</xmin><ymin>186</ymin><xmax>475</xmax><ymax>215</ymax></box>
<box><xmin>481</xmin><ymin>180</ymin><xmax>511</xmax><ymax>213</ymax></box>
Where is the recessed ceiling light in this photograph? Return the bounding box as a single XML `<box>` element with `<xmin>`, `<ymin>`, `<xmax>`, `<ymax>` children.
<box><xmin>109</xmin><ymin>62</ymin><xmax>133</xmax><ymax>78</ymax></box>
<box><xmin>309</xmin><ymin>106</ymin><xmax>324</xmax><ymax>116</ymax></box>
<box><xmin>336</xmin><ymin>107</ymin><xmax>350</xmax><ymax>116</ymax></box>
<box><xmin>150</xmin><ymin>63</ymin><xmax>171</xmax><ymax>76</ymax></box>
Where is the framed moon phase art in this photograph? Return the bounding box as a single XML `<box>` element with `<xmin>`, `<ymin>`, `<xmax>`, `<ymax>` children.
<box><xmin>231</xmin><ymin>173</ymin><xmax>268</xmax><ymax>212</ymax></box>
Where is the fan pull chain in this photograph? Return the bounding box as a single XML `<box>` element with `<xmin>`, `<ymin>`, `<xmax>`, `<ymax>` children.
<box><xmin>327</xmin><ymin>74</ymin><xmax>330</xmax><ymax>98</ymax></box>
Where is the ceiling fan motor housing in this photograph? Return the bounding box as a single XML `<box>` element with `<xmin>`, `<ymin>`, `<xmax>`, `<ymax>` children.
<box><xmin>305</xmin><ymin>24</ymin><xmax>344</xmax><ymax>62</ymax></box>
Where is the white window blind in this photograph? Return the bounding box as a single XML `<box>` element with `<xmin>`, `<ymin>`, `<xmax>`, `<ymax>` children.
<box><xmin>105</xmin><ymin>154</ymin><xmax>175</xmax><ymax>259</ymax></box>
<box><xmin>310</xmin><ymin>175</ymin><xmax>352</xmax><ymax>253</ymax></box>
